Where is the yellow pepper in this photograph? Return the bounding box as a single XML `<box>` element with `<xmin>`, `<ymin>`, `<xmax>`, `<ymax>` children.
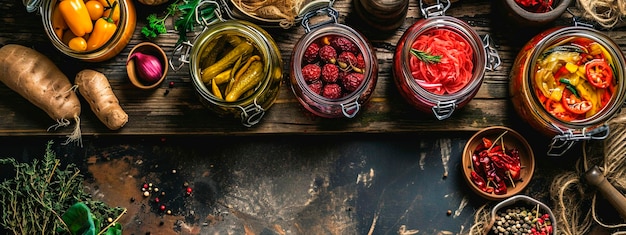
<box><xmin>86</xmin><ymin>2</ymin><xmax>117</xmax><ymax>51</ymax></box>
<box><xmin>58</xmin><ymin>0</ymin><xmax>93</xmax><ymax>37</ymax></box>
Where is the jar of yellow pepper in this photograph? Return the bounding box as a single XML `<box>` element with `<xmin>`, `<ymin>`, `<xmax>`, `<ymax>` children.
<box><xmin>24</xmin><ymin>0</ymin><xmax>136</xmax><ymax>62</ymax></box>
<box><xmin>510</xmin><ymin>26</ymin><xmax>626</xmax><ymax>156</ymax></box>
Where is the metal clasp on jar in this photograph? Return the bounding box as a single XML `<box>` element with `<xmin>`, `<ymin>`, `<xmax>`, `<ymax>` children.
<box><xmin>170</xmin><ymin>0</ymin><xmax>223</xmax><ymax>71</ymax></box>
<box><xmin>341</xmin><ymin>101</ymin><xmax>360</xmax><ymax>118</ymax></box>
<box><xmin>419</xmin><ymin>0</ymin><xmax>450</xmax><ymax>18</ymax></box>
<box><xmin>482</xmin><ymin>34</ymin><xmax>501</xmax><ymax>71</ymax></box>
<box><xmin>300</xmin><ymin>4</ymin><xmax>339</xmax><ymax>33</ymax></box>
<box><xmin>238</xmin><ymin>99</ymin><xmax>265</xmax><ymax>127</ymax></box>
<box><xmin>547</xmin><ymin>124</ymin><xmax>610</xmax><ymax>156</ymax></box>
<box><xmin>432</xmin><ymin>100</ymin><xmax>456</xmax><ymax>120</ymax></box>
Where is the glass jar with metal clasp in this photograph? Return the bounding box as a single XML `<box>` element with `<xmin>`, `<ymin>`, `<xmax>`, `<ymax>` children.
<box><xmin>509</xmin><ymin>18</ymin><xmax>626</xmax><ymax>156</ymax></box>
<box><xmin>289</xmin><ymin>5</ymin><xmax>379</xmax><ymax>118</ymax></box>
<box><xmin>392</xmin><ymin>0</ymin><xmax>501</xmax><ymax>120</ymax></box>
<box><xmin>171</xmin><ymin>0</ymin><xmax>283</xmax><ymax>127</ymax></box>
<box><xmin>217</xmin><ymin>0</ymin><xmax>331</xmax><ymax>29</ymax></box>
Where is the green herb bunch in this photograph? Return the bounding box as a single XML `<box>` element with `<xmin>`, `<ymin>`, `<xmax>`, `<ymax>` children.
<box><xmin>0</xmin><ymin>141</ymin><xmax>125</xmax><ymax>235</ymax></box>
<box><xmin>141</xmin><ymin>0</ymin><xmax>217</xmax><ymax>44</ymax></box>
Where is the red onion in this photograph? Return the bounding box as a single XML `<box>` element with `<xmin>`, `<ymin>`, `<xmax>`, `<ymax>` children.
<box><xmin>128</xmin><ymin>51</ymin><xmax>163</xmax><ymax>84</ymax></box>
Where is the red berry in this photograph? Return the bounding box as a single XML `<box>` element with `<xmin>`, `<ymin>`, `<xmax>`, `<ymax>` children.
<box><xmin>330</xmin><ymin>36</ymin><xmax>358</xmax><ymax>54</ymax></box>
<box><xmin>355</xmin><ymin>53</ymin><xmax>365</xmax><ymax>69</ymax></box>
<box><xmin>303</xmin><ymin>43</ymin><xmax>320</xmax><ymax>63</ymax></box>
<box><xmin>337</xmin><ymin>52</ymin><xmax>358</xmax><ymax>69</ymax></box>
<box><xmin>318</xmin><ymin>45</ymin><xmax>337</xmax><ymax>64</ymax></box>
<box><xmin>342</xmin><ymin>73</ymin><xmax>364</xmax><ymax>92</ymax></box>
<box><xmin>186</xmin><ymin>187</ymin><xmax>193</xmax><ymax>194</ymax></box>
<box><xmin>155</xmin><ymin>197</ymin><xmax>160</xmax><ymax>203</ymax></box>
<box><xmin>322</xmin><ymin>84</ymin><xmax>342</xmax><ymax>99</ymax></box>
<box><xmin>308</xmin><ymin>80</ymin><xmax>323</xmax><ymax>95</ymax></box>
<box><xmin>301</xmin><ymin>64</ymin><xmax>321</xmax><ymax>82</ymax></box>
<box><xmin>321</xmin><ymin>64</ymin><xmax>339</xmax><ymax>83</ymax></box>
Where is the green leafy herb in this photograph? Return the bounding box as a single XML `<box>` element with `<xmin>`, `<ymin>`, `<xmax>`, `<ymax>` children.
<box><xmin>141</xmin><ymin>3</ymin><xmax>178</xmax><ymax>39</ymax></box>
<box><xmin>0</xmin><ymin>141</ymin><xmax>125</xmax><ymax>235</ymax></box>
<box><xmin>141</xmin><ymin>0</ymin><xmax>217</xmax><ymax>44</ymax></box>
<box><xmin>410</xmin><ymin>48</ymin><xmax>442</xmax><ymax>64</ymax></box>
<box><xmin>174</xmin><ymin>0</ymin><xmax>216</xmax><ymax>44</ymax></box>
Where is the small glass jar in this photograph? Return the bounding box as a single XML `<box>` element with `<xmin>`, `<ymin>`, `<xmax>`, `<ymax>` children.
<box><xmin>290</xmin><ymin>7</ymin><xmax>378</xmax><ymax>118</ymax></box>
<box><xmin>509</xmin><ymin>26</ymin><xmax>626</xmax><ymax>156</ymax></box>
<box><xmin>353</xmin><ymin>0</ymin><xmax>409</xmax><ymax>32</ymax></box>
<box><xmin>185</xmin><ymin>19</ymin><xmax>283</xmax><ymax>127</ymax></box>
<box><xmin>25</xmin><ymin>0</ymin><xmax>136</xmax><ymax>62</ymax></box>
<box><xmin>221</xmin><ymin>0</ymin><xmax>331</xmax><ymax>29</ymax></box>
<box><xmin>393</xmin><ymin>13</ymin><xmax>499</xmax><ymax>120</ymax></box>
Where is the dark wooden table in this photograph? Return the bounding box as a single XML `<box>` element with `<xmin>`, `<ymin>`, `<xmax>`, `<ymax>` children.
<box><xmin>1</xmin><ymin>0</ymin><xmax>625</xmax><ymax>234</ymax></box>
<box><xmin>0</xmin><ymin>0</ymin><xmax>593</xmax><ymax>137</ymax></box>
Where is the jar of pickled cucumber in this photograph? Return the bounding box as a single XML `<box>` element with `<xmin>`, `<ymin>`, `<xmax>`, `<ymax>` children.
<box><xmin>393</xmin><ymin>0</ymin><xmax>500</xmax><ymax>120</ymax></box>
<box><xmin>24</xmin><ymin>0</ymin><xmax>136</xmax><ymax>62</ymax></box>
<box><xmin>173</xmin><ymin>2</ymin><xmax>282</xmax><ymax>127</ymax></box>
<box><xmin>509</xmin><ymin>26</ymin><xmax>626</xmax><ymax>156</ymax></box>
<box><xmin>290</xmin><ymin>7</ymin><xmax>378</xmax><ymax>118</ymax></box>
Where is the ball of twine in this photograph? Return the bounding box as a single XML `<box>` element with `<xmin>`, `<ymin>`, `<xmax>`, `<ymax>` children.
<box><xmin>577</xmin><ymin>0</ymin><xmax>626</xmax><ymax>28</ymax></box>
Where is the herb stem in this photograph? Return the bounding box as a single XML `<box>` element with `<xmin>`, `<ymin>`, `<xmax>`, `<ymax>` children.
<box><xmin>410</xmin><ymin>48</ymin><xmax>442</xmax><ymax>64</ymax></box>
<box><xmin>97</xmin><ymin>208</ymin><xmax>128</xmax><ymax>235</ymax></box>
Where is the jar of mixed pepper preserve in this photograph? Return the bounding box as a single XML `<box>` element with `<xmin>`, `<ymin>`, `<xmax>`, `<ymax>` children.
<box><xmin>290</xmin><ymin>6</ymin><xmax>378</xmax><ymax>118</ymax></box>
<box><xmin>393</xmin><ymin>0</ymin><xmax>501</xmax><ymax>120</ymax></box>
<box><xmin>510</xmin><ymin>25</ymin><xmax>626</xmax><ymax>156</ymax></box>
<box><xmin>172</xmin><ymin>1</ymin><xmax>283</xmax><ymax>127</ymax></box>
<box><xmin>24</xmin><ymin>0</ymin><xmax>136</xmax><ymax>62</ymax></box>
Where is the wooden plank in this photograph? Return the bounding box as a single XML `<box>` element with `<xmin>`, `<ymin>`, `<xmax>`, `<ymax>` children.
<box><xmin>0</xmin><ymin>0</ymin><xmax>623</xmax><ymax>136</ymax></box>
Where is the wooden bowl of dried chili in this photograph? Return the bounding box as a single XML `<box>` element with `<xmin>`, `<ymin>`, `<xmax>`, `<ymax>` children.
<box><xmin>462</xmin><ymin>126</ymin><xmax>535</xmax><ymax>200</ymax></box>
<box><xmin>500</xmin><ymin>0</ymin><xmax>572</xmax><ymax>27</ymax></box>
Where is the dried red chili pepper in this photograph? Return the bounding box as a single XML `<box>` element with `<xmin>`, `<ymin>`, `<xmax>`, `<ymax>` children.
<box><xmin>470</xmin><ymin>171</ymin><xmax>488</xmax><ymax>192</ymax></box>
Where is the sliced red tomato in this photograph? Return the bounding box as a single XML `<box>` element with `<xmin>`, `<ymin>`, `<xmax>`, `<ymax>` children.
<box><xmin>585</xmin><ymin>60</ymin><xmax>612</xmax><ymax>88</ymax></box>
<box><xmin>561</xmin><ymin>89</ymin><xmax>592</xmax><ymax>114</ymax></box>
<box><xmin>545</xmin><ymin>99</ymin><xmax>578</xmax><ymax>122</ymax></box>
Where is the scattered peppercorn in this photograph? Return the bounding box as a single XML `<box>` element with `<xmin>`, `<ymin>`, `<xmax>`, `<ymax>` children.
<box><xmin>143</xmin><ymin>191</ymin><xmax>150</xmax><ymax>197</ymax></box>
<box><xmin>167</xmin><ymin>210</ymin><xmax>172</xmax><ymax>215</ymax></box>
<box><xmin>159</xmin><ymin>204</ymin><xmax>166</xmax><ymax>211</ymax></box>
<box><xmin>168</xmin><ymin>81</ymin><xmax>175</xmax><ymax>88</ymax></box>
<box><xmin>155</xmin><ymin>197</ymin><xmax>160</xmax><ymax>203</ymax></box>
<box><xmin>447</xmin><ymin>210</ymin><xmax>452</xmax><ymax>216</ymax></box>
<box><xmin>130</xmin><ymin>197</ymin><xmax>136</xmax><ymax>202</ymax></box>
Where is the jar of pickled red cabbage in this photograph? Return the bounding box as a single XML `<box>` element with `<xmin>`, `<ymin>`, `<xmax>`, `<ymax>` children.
<box><xmin>509</xmin><ymin>26</ymin><xmax>626</xmax><ymax>156</ymax></box>
<box><xmin>393</xmin><ymin>0</ymin><xmax>500</xmax><ymax>120</ymax></box>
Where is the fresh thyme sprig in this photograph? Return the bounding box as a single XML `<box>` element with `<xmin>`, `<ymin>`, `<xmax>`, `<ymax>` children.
<box><xmin>410</xmin><ymin>48</ymin><xmax>442</xmax><ymax>64</ymax></box>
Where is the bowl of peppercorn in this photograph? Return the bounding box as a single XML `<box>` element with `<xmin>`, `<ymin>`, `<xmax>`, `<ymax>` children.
<box><xmin>486</xmin><ymin>195</ymin><xmax>557</xmax><ymax>235</ymax></box>
<box><xmin>462</xmin><ymin>126</ymin><xmax>536</xmax><ymax>200</ymax></box>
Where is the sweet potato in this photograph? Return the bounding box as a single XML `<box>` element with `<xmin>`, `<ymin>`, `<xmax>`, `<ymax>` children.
<box><xmin>75</xmin><ymin>69</ymin><xmax>128</xmax><ymax>130</ymax></box>
<box><xmin>0</xmin><ymin>44</ymin><xmax>81</xmax><ymax>144</ymax></box>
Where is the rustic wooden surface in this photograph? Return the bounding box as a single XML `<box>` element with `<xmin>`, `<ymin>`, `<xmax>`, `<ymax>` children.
<box><xmin>0</xmin><ymin>0</ymin><xmax>624</xmax><ymax>137</ymax></box>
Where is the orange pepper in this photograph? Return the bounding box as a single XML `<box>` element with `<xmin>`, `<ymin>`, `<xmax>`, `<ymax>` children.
<box><xmin>51</xmin><ymin>5</ymin><xmax>67</xmax><ymax>39</ymax></box>
<box><xmin>58</xmin><ymin>0</ymin><xmax>93</xmax><ymax>37</ymax></box>
<box><xmin>86</xmin><ymin>2</ymin><xmax>117</xmax><ymax>51</ymax></box>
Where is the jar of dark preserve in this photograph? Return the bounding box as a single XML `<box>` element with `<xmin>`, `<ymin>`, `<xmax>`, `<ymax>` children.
<box><xmin>509</xmin><ymin>26</ymin><xmax>626</xmax><ymax>156</ymax></box>
<box><xmin>24</xmin><ymin>0</ymin><xmax>136</xmax><ymax>62</ymax></box>
<box><xmin>173</xmin><ymin>1</ymin><xmax>283</xmax><ymax>127</ymax></box>
<box><xmin>290</xmin><ymin>7</ymin><xmax>378</xmax><ymax>118</ymax></box>
<box><xmin>393</xmin><ymin>0</ymin><xmax>500</xmax><ymax>120</ymax></box>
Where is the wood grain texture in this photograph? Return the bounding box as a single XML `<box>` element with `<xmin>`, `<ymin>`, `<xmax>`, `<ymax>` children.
<box><xmin>0</xmin><ymin>0</ymin><xmax>624</xmax><ymax>136</ymax></box>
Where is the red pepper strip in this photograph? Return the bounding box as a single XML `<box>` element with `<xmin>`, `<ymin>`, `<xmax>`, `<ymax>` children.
<box><xmin>482</xmin><ymin>137</ymin><xmax>492</xmax><ymax>149</ymax></box>
<box><xmin>493</xmin><ymin>175</ymin><xmax>508</xmax><ymax>195</ymax></box>
<box><xmin>470</xmin><ymin>171</ymin><xmax>488</xmax><ymax>192</ymax></box>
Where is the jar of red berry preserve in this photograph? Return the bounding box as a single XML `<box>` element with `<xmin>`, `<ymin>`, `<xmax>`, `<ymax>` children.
<box><xmin>499</xmin><ymin>0</ymin><xmax>572</xmax><ymax>27</ymax></box>
<box><xmin>290</xmin><ymin>6</ymin><xmax>378</xmax><ymax>118</ymax></box>
<box><xmin>172</xmin><ymin>1</ymin><xmax>283</xmax><ymax>127</ymax></box>
<box><xmin>393</xmin><ymin>0</ymin><xmax>501</xmax><ymax>120</ymax></box>
<box><xmin>510</xmin><ymin>25</ymin><xmax>626</xmax><ymax>156</ymax></box>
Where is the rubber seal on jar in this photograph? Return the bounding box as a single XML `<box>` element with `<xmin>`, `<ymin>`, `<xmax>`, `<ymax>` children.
<box><xmin>341</xmin><ymin>101</ymin><xmax>360</xmax><ymax>118</ymax></box>
<box><xmin>432</xmin><ymin>100</ymin><xmax>456</xmax><ymax>120</ymax></box>
<box><xmin>238</xmin><ymin>99</ymin><xmax>265</xmax><ymax>127</ymax></box>
<box><xmin>547</xmin><ymin>124</ymin><xmax>610</xmax><ymax>156</ymax></box>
